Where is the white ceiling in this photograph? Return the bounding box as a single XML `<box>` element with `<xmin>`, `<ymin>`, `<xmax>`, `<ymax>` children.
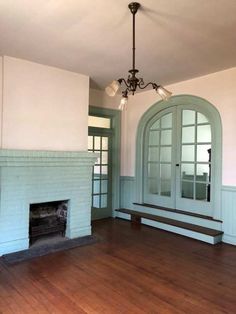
<box><xmin>0</xmin><ymin>0</ymin><xmax>236</xmax><ymax>90</ymax></box>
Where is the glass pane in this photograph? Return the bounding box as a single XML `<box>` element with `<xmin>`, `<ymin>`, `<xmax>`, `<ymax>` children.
<box><xmin>197</xmin><ymin>112</ymin><xmax>208</xmax><ymax>124</ymax></box>
<box><xmin>182</xmin><ymin>110</ymin><xmax>195</xmax><ymax>125</ymax></box>
<box><xmin>148</xmin><ymin>147</ymin><xmax>159</xmax><ymax>162</ymax></box>
<box><xmin>102</xmin><ymin>137</ymin><xmax>108</xmax><ymax>150</ymax></box>
<box><xmin>197</xmin><ymin>164</ymin><xmax>210</xmax><ymax>181</ymax></box>
<box><xmin>197</xmin><ymin>125</ymin><xmax>211</xmax><ymax>142</ymax></box>
<box><xmin>88</xmin><ymin>136</ymin><xmax>93</xmax><ymax>149</ymax></box>
<box><xmin>94</xmin><ymin>173</ymin><xmax>100</xmax><ymax>180</ymax></box>
<box><xmin>94</xmin><ymin>165</ymin><xmax>100</xmax><ymax>174</ymax></box>
<box><xmin>182</xmin><ymin>126</ymin><xmax>195</xmax><ymax>143</ymax></box>
<box><xmin>160</xmin><ymin>180</ymin><xmax>171</xmax><ymax>196</ymax></box>
<box><xmin>101</xmin><ymin>180</ymin><xmax>108</xmax><ymax>193</ymax></box>
<box><xmin>182</xmin><ymin>181</ymin><xmax>193</xmax><ymax>199</ymax></box>
<box><xmin>181</xmin><ymin>164</ymin><xmax>194</xmax><ymax>178</ymax></box>
<box><xmin>161</xmin><ymin>130</ymin><xmax>172</xmax><ymax>145</ymax></box>
<box><xmin>101</xmin><ymin>152</ymin><xmax>108</xmax><ymax>165</ymax></box>
<box><xmin>161</xmin><ymin>113</ymin><xmax>172</xmax><ymax>128</ymax></box>
<box><xmin>94</xmin><ymin>152</ymin><xmax>100</xmax><ymax>165</ymax></box>
<box><xmin>94</xmin><ymin>136</ymin><xmax>101</xmax><ymax>150</ymax></box>
<box><xmin>101</xmin><ymin>195</ymin><xmax>107</xmax><ymax>208</ymax></box>
<box><xmin>149</xmin><ymin>130</ymin><xmax>160</xmax><ymax>145</ymax></box>
<box><xmin>160</xmin><ymin>147</ymin><xmax>171</xmax><ymax>162</ymax></box>
<box><xmin>197</xmin><ymin>145</ymin><xmax>211</xmax><ymax>162</ymax></box>
<box><xmin>160</xmin><ymin>164</ymin><xmax>171</xmax><ymax>196</ymax></box>
<box><xmin>88</xmin><ymin>116</ymin><xmax>111</xmax><ymax>128</ymax></box>
<box><xmin>148</xmin><ymin>178</ymin><xmax>158</xmax><ymax>194</ymax></box>
<box><xmin>182</xmin><ymin>145</ymin><xmax>195</xmax><ymax>162</ymax></box>
<box><xmin>93</xmin><ymin>195</ymin><xmax>100</xmax><ymax>208</ymax></box>
<box><xmin>196</xmin><ymin>183</ymin><xmax>208</xmax><ymax>201</ymax></box>
<box><xmin>151</xmin><ymin>119</ymin><xmax>160</xmax><ymax>130</ymax></box>
<box><xmin>160</xmin><ymin>164</ymin><xmax>171</xmax><ymax>180</ymax></box>
<box><xmin>93</xmin><ymin>180</ymin><xmax>100</xmax><ymax>194</ymax></box>
<box><xmin>101</xmin><ymin>166</ymin><xmax>108</xmax><ymax>175</ymax></box>
<box><xmin>148</xmin><ymin>163</ymin><xmax>159</xmax><ymax>178</ymax></box>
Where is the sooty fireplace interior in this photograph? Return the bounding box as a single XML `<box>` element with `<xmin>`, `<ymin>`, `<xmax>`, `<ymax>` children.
<box><xmin>29</xmin><ymin>200</ymin><xmax>68</xmax><ymax>244</ymax></box>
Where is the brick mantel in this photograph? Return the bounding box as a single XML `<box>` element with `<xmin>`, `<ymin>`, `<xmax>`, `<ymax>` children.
<box><xmin>0</xmin><ymin>149</ymin><xmax>97</xmax><ymax>166</ymax></box>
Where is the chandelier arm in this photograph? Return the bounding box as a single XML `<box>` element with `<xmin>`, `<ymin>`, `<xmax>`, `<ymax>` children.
<box><xmin>122</xmin><ymin>88</ymin><xmax>130</xmax><ymax>97</ymax></box>
<box><xmin>138</xmin><ymin>82</ymin><xmax>159</xmax><ymax>90</ymax></box>
<box><xmin>118</xmin><ymin>78</ymin><xmax>130</xmax><ymax>89</ymax></box>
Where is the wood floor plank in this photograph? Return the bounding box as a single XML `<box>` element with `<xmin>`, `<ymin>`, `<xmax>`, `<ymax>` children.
<box><xmin>0</xmin><ymin>218</ymin><xmax>236</xmax><ymax>313</ymax></box>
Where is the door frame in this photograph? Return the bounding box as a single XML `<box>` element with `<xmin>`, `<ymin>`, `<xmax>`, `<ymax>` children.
<box><xmin>89</xmin><ymin>106</ymin><xmax>121</xmax><ymax>217</ymax></box>
<box><xmin>135</xmin><ymin>95</ymin><xmax>222</xmax><ymax>220</ymax></box>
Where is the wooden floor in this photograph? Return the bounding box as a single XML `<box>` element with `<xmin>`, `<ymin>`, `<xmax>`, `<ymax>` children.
<box><xmin>1</xmin><ymin>218</ymin><xmax>236</xmax><ymax>313</ymax></box>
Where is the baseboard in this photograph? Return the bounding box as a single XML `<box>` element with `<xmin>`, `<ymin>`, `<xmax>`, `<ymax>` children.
<box><xmin>222</xmin><ymin>234</ymin><xmax>236</xmax><ymax>245</ymax></box>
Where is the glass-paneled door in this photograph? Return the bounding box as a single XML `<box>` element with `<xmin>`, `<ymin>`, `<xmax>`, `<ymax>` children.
<box><xmin>144</xmin><ymin>106</ymin><xmax>213</xmax><ymax>216</ymax></box>
<box><xmin>175</xmin><ymin>107</ymin><xmax>212</xmax><ymax>214</ymax></box>
<box><xmin>88</xmin><ymin>120</ymin><xmax>112</xmax><ymax>220</ymax></box>
<box><xmin>144</xmin><ymin>107</ymin><xmax>176</xmax><ymax>208</ymax></box>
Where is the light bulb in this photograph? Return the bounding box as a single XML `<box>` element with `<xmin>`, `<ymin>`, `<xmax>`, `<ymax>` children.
<box><xmin>105</xmin><ymin>80</ymin><xmax>120</xmax><ymax>97</ymax></box>
<box><xmin>119</xmin><ymin>96</ymin><xmax>128</xmax><ymax>111</ymax></box>
<box><xmin>156</xmin><ymin>86</ymin><xmax>172</xmax><ymax>101</ymax></box>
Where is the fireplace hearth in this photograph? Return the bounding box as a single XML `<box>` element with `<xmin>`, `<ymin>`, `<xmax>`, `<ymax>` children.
<box><xmin>29</xmin><ymin>201</ymin><xmax>68</xmax><ymax>244</ymax></box>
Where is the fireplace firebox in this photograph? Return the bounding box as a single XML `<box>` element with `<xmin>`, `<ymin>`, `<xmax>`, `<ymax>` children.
<box><xmin>29</xmin><ymin>200</ymin><xmax>68</xmax><ymax>244</ymax></box>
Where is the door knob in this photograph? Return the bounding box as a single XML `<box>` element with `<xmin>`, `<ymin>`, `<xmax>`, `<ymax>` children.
<box><xmin>176</xmin><ymin>163</ymin><xmax>180</xmax><ymax>167</ymax></box>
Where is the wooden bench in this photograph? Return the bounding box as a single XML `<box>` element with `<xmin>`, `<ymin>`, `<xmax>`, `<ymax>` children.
<box><xmin>115</xmin><ymin>208</ymin><xmax>223</xmax><ymax>238</ymax></box>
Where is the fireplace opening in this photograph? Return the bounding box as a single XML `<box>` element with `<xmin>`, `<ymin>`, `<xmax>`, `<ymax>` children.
<box><xmin>29</xmin><ymin>200</ymin><xmax>68</xmax><ymax>245</ymax></box>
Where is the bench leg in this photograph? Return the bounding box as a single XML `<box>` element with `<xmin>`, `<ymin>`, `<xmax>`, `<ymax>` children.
<box><xmin>131</xmin><ymin>214</ymin><xmax>141</xmax><ymax>226</ymax></box>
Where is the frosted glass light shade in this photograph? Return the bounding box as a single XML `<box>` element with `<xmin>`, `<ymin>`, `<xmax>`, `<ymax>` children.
<box><xmin>119</xmin><ymin>96</ymin><xmax>128</xmax><ymax>111</ymax></box>
<box><xmin>105</xmin><ymin>80</ymin><xmax>120</xmax><ymax>97</ymax></box>
<box><xmin>156</xmin><ymin>86</ymin><xmax>172</xmax><ymax>101</ymax></box>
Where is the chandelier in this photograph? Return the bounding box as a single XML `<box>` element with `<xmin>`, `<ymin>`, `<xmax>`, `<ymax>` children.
<box><xmin>105</xmin><ymin>2</ymin><xmax>172</xmax><ymax>110</ymax></box>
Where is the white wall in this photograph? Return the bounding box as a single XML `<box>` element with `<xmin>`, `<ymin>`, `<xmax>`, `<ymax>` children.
<box><xmin>91</xmin><ymin>68</ymin><xmax>236</xmax><ymax>186</ymax></box>
<box><xmin>0</xmin><ymin>57</ymin><xmax>2</xmax><ymax>147</ymax></box>
<box><xmin>90</xmin><ymin>88</ymin><xmax>120</xmax><ymax>109</ymax></box>
<box><xmin>2</xmin><ymin>56</ymin><xmax>89</xmax><ymax>151</ymax></box>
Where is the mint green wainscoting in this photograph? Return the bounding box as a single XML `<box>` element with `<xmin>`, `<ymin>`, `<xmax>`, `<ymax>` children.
<box><xmin>222</xmin><ymin>186</ymin><xmax>236</xmax><ymax>245</ymax></box>
<box><xmin>120</xmin><ymin>176</ymin><xmax>135</xmax><ymax>209</ymax></box>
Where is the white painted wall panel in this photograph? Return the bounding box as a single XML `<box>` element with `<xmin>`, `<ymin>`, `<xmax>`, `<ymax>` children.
<box><xmin>2</xmin><ymin>56</ymin><xmax>89</xmax><ymax>151</ymax></box>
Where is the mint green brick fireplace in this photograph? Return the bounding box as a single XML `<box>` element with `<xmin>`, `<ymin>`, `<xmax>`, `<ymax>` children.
<box><xmin>0</xmin><ymin>150</ymin><xmax>97</xmax><ymax>255</ymax></box>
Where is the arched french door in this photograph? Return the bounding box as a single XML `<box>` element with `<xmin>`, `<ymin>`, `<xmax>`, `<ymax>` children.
<box><xmin>136</xmin><ymin>95</ymin><xmax>222</xmax><ymax>219</ymax></box>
